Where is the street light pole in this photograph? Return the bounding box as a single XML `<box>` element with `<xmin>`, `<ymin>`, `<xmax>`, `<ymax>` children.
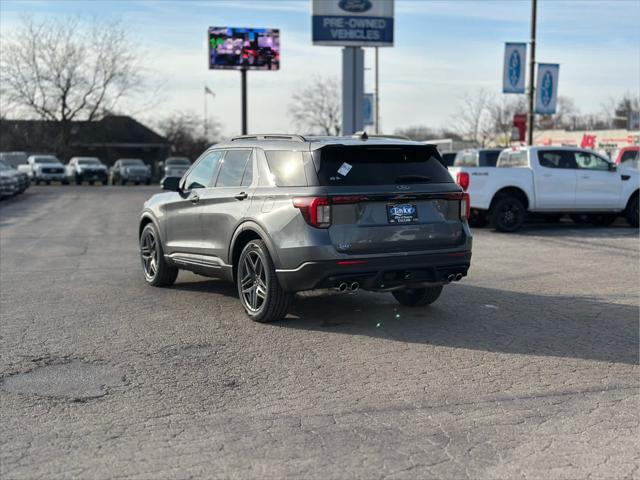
<box><xmin>527</xmin><ymin>0</ymin><xmax>538</xmax><ymax>145</ymax></box>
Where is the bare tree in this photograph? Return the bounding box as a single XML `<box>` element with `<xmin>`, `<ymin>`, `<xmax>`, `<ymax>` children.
<box><xmin>451</xmin><ymin>88</ymin><xmax>493</xmax><ymax>147</ymax></box>
<box><xmin>394</xmin><ymin>125</ymin><xmax>437</xmax><ymax>141</ymax></box>
<box><xmin>0</xmin><ymin>16</ymin><xmax>143</xmax><ymax>152</ymax></box>
<box><xmin>157</xmin><ymin>111</ymin><xmax>220</xmax><ymax>160</ymax></box>
<box><xmin>538</xmin><ymin>96</ymin><xmax>579</xmax><ymax>130</ymax></box>
<box><xmin>601</xmin><ymin>92</ymin><xmax>640</xmax><ymax>129</ymax></box>
<box><xmin>487</xmin><ymin>95</ymin><xmax>527</xmax><ymax>146</ymax></box>
<box><xmin>288</xmin><ymin>76</ymin><xmax>341</xmax><ymax>135</ymax></box>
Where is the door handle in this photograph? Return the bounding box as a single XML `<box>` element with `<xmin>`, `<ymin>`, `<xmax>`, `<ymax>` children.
<box><xmin>190</xmin><ymin>194</ymin><xmax>200</xmax><ymax>204</ymax></box>
<box><xmin>235</xmin><ymin>192</ymin><xmax>248</xmax><ymax>200</ymax></box>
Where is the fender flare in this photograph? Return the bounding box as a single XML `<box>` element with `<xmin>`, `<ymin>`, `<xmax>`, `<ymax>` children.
<box><xmin>138</xmin><ymin>212</ymin><xmax>162</xmax><ymax>242</ymax></box>
<box><xmin>228</xmin><ymin>220</ymin><xmax>282</xmax><ymax>269</ymax></box>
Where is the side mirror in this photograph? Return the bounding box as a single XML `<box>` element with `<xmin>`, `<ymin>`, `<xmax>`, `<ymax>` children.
<box><xmin>161</xmin><ymin>176</ymin><xmax>181</xmax><ymax>192</ymax></box>
<box><xmin>609</xmin><ymin>163</ymin><xmax>617</xmax><ymax>172</ymax></box>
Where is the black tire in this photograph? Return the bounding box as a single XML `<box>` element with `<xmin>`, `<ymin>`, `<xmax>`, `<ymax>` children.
<box><xmin>237</xmin><ymin>240</ymin><xmax>292</xmax><ymax>323</ymax></box>
<box><xmin>589</xmin><ymin>214</ymin><xmax>617</xmax><ymax>226</ymax></box>
<box><xmin>570</xmin><ymin>214</ymin><xmax>590</xmax><ymax>224</ymax></box>
<box><xmin>75</xmin><ymin>175</ymin><xmax>82</xmax><ymax>185</ymax></box>
<box><xmin>134</xmin><ymin>181</ymin><xmax>140</xmax><ymax>186</ymax></box>
<box><xmin>62</xmin><ymin>179</ymin><xmax>69</xmax><ymax>185</ymax></box>
<box><xmin>490</xmin><ymin>195</ymin><xmax>526</xmax><ymax>232</ymax></box>
<box><xmin>468</xmin><ymin>209</ymin><xmax>488</xmax><ymax>228</ymax></box>
<box><xmin>89</xmin><ymin>180</ymin><xmax>95</xmax><ymax>186</ymax></box>
<box><xmin>145</xmin><ymin>179</ymin><xmax>151</xmax><ymax>186</ymax></box>
<box><xmin>139</xmin><ymin>223</ymin><xmax>178</xmax><ymax>287</ymax></box>
<box><xmin>121</xmin><ymin>179</ymin><xmax>127</xmax><ymax>186</ymax></box>
<box><xmin>392</xmin><ymin>286</ymin><xmax>443</xmax><ymax>307</ymax></box>
<box><xmin>625</xmin><ymin>194</ymin><xmax>639</xmax><ymax>228</ymax></box>
<box><xmin>45</xmin><ymin>180</ymin><xmax>51</xmax><ymax>185</ymax></box>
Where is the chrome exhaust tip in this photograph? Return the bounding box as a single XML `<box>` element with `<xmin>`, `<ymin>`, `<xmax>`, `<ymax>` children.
<box><xmin>350</xmin><ymin>282</ymin><xmax>360</xmax><ymax>292</ymax></box>
<box><xmin>455</xmin><ymin>273</ymin><xmax>463</xmax><ymax>281</ymax></box>
<box><xmin>338</xmin><ymin>282</ymin><xmax>348</xmax><ymax>292</ymax></box>
<box><xmin>447</xmin><ymin>274</ymin><xmax>455</xmax><ymax>283</ymax></box>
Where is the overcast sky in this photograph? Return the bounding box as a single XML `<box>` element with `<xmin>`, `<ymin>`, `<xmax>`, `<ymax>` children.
<box><xmin>1</xmin><ymin>0</ymin><xmax>639</xmax><ymax>137</ymax></box>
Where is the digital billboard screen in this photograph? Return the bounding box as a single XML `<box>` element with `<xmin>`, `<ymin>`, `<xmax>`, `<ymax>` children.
<box><xmin>208</xmin><ymin>27</ymin><xmax>280</xmax><ymax>70</ymax></box>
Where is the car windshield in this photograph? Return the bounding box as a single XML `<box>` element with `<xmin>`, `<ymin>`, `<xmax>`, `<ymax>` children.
<box><xmin>316</xmin><ymin>145</ymin><xmax>453</xmax><ymax>186</ymax></box>
<box><xmin>77</xmin><ymin>159</ymin><xmax>101</xmax><ymax>165</ymax></box>
<box><xmin>33</xmin><ymin>157</ymin><xmax>60</xmax><ymax>164</ymax></box>
<box><xmin>121</xmin><ymin>160</ymin><xmax>144</xmax><ymax>166</ymax></box>
<box><xmin>166</xmin><ymin>158</ymin><xmax>190</xmax><ymax>165</ymax></box>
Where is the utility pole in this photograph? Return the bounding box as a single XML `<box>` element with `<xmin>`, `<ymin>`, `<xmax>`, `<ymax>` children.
<box><xmin>375</xmin><ymin>47</ymin><xmax>380</xmax><ymax>134</ymax></box>
<box><xmin>527</xmin><ymin>0</ymin><xmax>537</xmax><ymax>145</ymax></box>
<box><xmin>241</xmin><ymin>69</ymin><xmax>248</xmax><ymax>135</ymax></box>
<box><xmin>204</xmin><ymin>86</ymin><xmax>208</xmax><ymax>138</ymax></box>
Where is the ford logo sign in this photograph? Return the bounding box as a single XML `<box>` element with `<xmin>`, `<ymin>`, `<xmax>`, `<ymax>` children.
<box><xmin>541</xmin><ymin>70</ymin><xmax>553</xmax><ymax>106</ymax></box>
<box><xmin>339</xmin><ymin>0</ymin><xmax>372</xmax><ymax>13</ymax></box>
<box><xmin>390</xmin><ymin>204</ymin><xmax>416</xmax><ymax>216</ymax></box>
<box><xmin>396</xmin><ymin>185</ymin><xmax>410</xmax><ymax>190</ymax></box>
<box><xmin>508</xmin><ymin>50</ymin><xmax>521</xmax><ymax>87</ymax></box>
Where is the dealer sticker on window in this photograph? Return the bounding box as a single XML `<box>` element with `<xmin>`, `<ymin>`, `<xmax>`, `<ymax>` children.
<box><xmin>337</xmin><ymin>162</ymin><xmax>352</xmax><ymax>176</ymax></box>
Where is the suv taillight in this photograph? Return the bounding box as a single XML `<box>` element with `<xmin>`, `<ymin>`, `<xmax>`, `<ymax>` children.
<box><xmin>292</xmin><ymin>196</ymin><xmax>366</xmax><ymax>228</ymax></box>
<box><xmin>293</xmin><ymin>197</ymin><xmax>331</xmax><ymax>228</ymax></box>
<box><xmin>461</xmin><ymin>193</ymin><xmax>471</xmax><ymax>221</ymax></box>
<box><xmin>456</xmin><ymin>172</ymin><xmax>470</xmax><ymax>191</ymax></box>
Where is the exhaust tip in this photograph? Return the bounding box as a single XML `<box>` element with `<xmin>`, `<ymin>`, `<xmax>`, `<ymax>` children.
<box><xmin>455</xmin><ymin>273</ymin><xmax>463</xmax><ymax>281</ymax></box>
<box><xmin>447</xmin><ymin>274</ymin><xmax>455</xmax><ymax>283</ymax></box>
<box><xmin>338</xmin><ymin>282</ymin><xmax>348</xmax><ymax>292</ymax></box>
<box><xmin>350</xmin><ymin>282</ymin><xmax>360</xmax><ymax>292</ymax></box>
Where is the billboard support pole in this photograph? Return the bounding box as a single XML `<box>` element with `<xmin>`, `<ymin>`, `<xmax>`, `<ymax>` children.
<box><xmin>527</xmin><ymin>0</ymin><xmax>537</xmax><ymax>146</ymax></box>
<box><xmin>342</xmin><ymin>47</ymin><xmax>364</xmax><ymax>136</ymax></box>
<box><xmin>241</xmin><ymin>69</ymin><xmax>248</xmax><ymax>135</ymax></box>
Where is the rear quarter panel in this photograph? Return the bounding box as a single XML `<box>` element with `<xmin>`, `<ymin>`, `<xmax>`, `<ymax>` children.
<box><xmin>449</xmin><ymin>166</ymin><xmax>534</xmax><ymax>210</ymax></box>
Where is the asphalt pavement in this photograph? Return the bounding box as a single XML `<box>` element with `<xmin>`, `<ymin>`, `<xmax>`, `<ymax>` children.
<box><xmin>1</xmin><ymin>186</ymin><xmax>638</xmax><ymax>479</ymax></box>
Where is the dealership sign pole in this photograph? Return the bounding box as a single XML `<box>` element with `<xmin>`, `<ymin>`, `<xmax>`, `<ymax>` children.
<box><xmin>208</xmin><ymin>27</ymin><xmax>280</xmax><ymax>135</ymax></box>
<box><xmin>312</xmin><ymin>0</ymin><xmax>394</xmax><ymax>136</ymax></box>
<box><xmin>527</xmin><ymin>0</ymin><xmax>537</xmax><ymax>145</ymax></box>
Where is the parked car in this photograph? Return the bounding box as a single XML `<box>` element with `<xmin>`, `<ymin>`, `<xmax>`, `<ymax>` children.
<box><xmin>0</xmin><ymin>170</ymin><xmax>20</xmax><ymax>198</ymax></box>
<box><xmin>0</xmin><ymin>151</ymin><xmax>28</xmax><ymax>168</ymax></box>
<box><xmin>441</xmin><ymin>152</ymin><xmax>457</xmax><ymax>167</ymax></box>
<box><xmin>19</xmin><ymin>155</ymin><xmax>67</xmax><ymax>184</ymax></box>
<box><xmin>139</xmin><ymin>134</ymin><xmax>472</xmax><ymax>323</ymax></box>
<box><xmin>0</xmin><ymin>160</ymin><xmax>30</xmax><ymax>193</ymax></box>
<box><xmin>109</xmin><ymin>159</ymin><xmax>152</xmax><ymax>185</ymax></box>
<box><xmin>453</xmin><ymin>148</ymin><xmax>503</xmax><ymax>167</ymax></box>
<box><xmin>615</xmin><ymin>146</ymin><xmax>639</xmax><ymax>169</ymax></box>
<box><xmin>448</xmin><ymin>146</ymin><xmax>639</xmax><ymax>231</ymax></box>
<box><xmin>162</xmin><ymin>157</ymin><xmax>191</xmax><ymax>179</ymax></box>
<box><xmin>66</xmin><ymin>157</ymin><xmax>108</xmax><ymax>185</ymax></box>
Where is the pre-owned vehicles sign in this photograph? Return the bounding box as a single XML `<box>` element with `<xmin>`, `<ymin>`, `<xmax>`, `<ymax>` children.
<box><xmin>312</xmin><ymin>0</ymin><xmax>394</xmax><ymax>47</ymax></box>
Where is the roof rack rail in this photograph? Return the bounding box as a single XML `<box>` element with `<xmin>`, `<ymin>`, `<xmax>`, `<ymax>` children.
<box><xmin>230</xmin><ymin>134</ymin><xmax>306</xmax><ymax>142</ymax></box>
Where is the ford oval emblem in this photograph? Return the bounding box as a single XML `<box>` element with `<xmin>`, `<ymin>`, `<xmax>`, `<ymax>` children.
<box><xmin>541</xmin><ymin>71</ymin><xmax>553</xmax><ymax>106</ymax></box>
<box><xmin>396</xmin><ymin>185</ymin><xmax>411</xmax><ymax>190</ymax></box>
<box><xmin>508</xmin><ymin>50</ymin><xmax>521</xmax><ymax>87</ymax></box>
<box><xmin>339</xmin><ymin>0</ymin><xmax>372</xmax><ymax>13</ymax></box>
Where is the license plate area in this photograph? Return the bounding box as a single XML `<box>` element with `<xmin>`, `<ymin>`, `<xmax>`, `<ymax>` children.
<box><xmin>386</xmin><ymin>203</ymin><xmax>418</xmax><ymax>224</ymax></box>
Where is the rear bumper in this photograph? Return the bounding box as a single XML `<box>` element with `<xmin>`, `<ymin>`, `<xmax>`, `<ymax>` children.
<box><xmin>276</xmin><ymin>250</ymin><xmax>471</xmax><ymax>292</ymax></box>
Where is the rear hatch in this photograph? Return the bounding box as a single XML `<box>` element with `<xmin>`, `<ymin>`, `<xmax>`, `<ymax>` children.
<box><xmin>314</xmin><ymin>144</ymin><xmax>465</xmax><ymax>255</ymax></box>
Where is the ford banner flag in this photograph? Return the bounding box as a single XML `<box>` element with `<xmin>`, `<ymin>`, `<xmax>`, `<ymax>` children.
<box><xmin>535</xmin><ymin>63</ymin><xmax>560</xmax><ymax>115</ymax></box>
<box><xmin>503</xmin><ymin>42</ymin><xmax>526</xmax><ymax>94</ymax></box>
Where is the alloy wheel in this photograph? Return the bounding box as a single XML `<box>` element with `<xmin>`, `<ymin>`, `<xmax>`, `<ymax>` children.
<box><xmin>140</xmin><ymin>229</ymin><xmax>158</xmax><ymax>280</ymax></box>
<box><xmin>239</xmin><ymin>250</ymin><xmax>268</xmax><ymax>312</ymax></box>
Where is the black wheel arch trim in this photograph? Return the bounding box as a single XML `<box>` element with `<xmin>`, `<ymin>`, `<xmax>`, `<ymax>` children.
<box><xmin>229</xmin><ymin>221</ymin><xmax>282</xmax><ymax>271</ymax></box>
<box><xmin>490</xmin><ymin>186</ymin><xmax>531</xmax><ymax>211</ymax></box>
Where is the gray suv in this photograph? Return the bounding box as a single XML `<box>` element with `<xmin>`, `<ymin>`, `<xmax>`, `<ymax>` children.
<box><xmin>139</xmin><ymin>134</ymin><xmax>472</xmax><ymax>323</ymax></box>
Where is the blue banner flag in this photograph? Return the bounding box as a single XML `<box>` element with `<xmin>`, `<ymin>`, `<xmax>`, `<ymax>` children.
<box><xmin>535</xmin><ymin>63</ymin><xmax>560</xmax><ymax>115</ymax></box>
<box><xmin>503</xmin><ymin>43</ymin><xmax>527</xmax><ymax>94</ymax></box>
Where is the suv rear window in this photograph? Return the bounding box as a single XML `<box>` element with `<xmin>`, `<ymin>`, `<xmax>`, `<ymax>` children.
<box><xmin>316</xmin><ymin>145</ymin><xmax>452</xmax><ymax>186</ymax></box>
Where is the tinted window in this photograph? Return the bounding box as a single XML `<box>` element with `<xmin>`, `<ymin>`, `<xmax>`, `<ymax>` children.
<box><xmin>265</xmin><ymin>151</ymin><xmax>307</xmax><ymax>187</ymax></box>
<box><xmin>479</xmin><ymin>150</ymin><xmax>500</xmax><ymax>167</ymax></box>
<box><xmin>538</xmin><ymin>151</ymin><xmax>577</xmax><ymax>169</ymax></box>
<box><xmin>441</xmin><ymin>152</ymin><xmax>456</xmax><ymax>167</ymax></box>
<box><xmin>575</xmin><ymin>152</ymin><xmax>610</xmax><ymax>171</ymax></box>
<box><xmin>216</xmin><ymin>150</ymin><xmax>251</xmax><ymax>187</ymax></box>
<box><xmin>317</xmin><ymin>145</ymin><xmax>453</xmax><ymax>185</ymax></box>
<box><xmin>120</xmin><ymin>159</ymin><xmax>144</xmax><ymax>166</ymax></box>
<box><xmin>33</xmin><ymin>157</ymin><xmax>59</xmax><ymax>164</ymax></box>
<box><xmin>184</xmin><ymin>150</ymin><xmax>223</xmax><ymax>190</ymax></box>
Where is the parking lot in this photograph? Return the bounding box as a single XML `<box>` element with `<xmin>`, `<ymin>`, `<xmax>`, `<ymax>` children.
<box><xmin>1</xmin><ymin>186</ymin><xmax>638</xmax><ymax>479</ymax></box>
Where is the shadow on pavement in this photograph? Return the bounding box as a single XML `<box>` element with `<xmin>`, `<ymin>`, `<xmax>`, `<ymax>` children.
<box><xmin>272</xmin><ymin>285</ymin><xmax>639</xmax><ymax>365</ymax></box>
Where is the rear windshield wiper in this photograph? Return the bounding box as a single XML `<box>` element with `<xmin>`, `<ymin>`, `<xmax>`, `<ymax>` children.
<box><xmin>394</xmin><ymin>175</ymin><xmax>431</xmax><ymax>184</ymax></box>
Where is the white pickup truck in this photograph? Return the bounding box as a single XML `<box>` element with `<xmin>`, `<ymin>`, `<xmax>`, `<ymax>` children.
<box><xmin>448</xmin><ymin>146</ymin><xmax>639</xmax><ymax>232</ymax></box>
<box><xmin>17</xmin><ymin>155</ymin><xmax>68</xmax><ymax>185</ymax></box>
